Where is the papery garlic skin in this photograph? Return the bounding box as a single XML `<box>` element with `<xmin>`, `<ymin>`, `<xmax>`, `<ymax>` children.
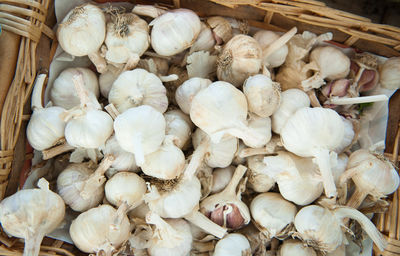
<box><xmin>109</xmin><ymin>69</ymin><xmax>168</xmax><ymax>113</ymax></box>
<box><xmin>246</xmin><ymin>114</ymin><xmax>272</xmax><ymax>148</ymax></box>
<box><xmin>211</xmin><ymin>166</ymin><xmax>234</xmax><ymax>194</ymax></box>
<box><xmin>104</xmin><ymin>13</ymin><xmax>149</xmax><ymax>68</ymax></box>
<box><xmin>164</xmin><ymin>110</ymin><xmax>193</xmax><ymax>149</ymax></box>
<box><xmin>102</xmin><ymin>135</ymin><xmax>138</xmax><ymax>172</ymax></box>
<box><xmin>150</xmin><ymin>9</ymin><xmax>201</xmax><ymax>56</ymax></box>
<box><xmin>250</xmin><ymin>193</ymin><xmax>297</xmax><ymax>239</ymax></box>
<box><xmin>0</xmin><ymin>179</ymin><xmax>65</xmax><ymax>256</ymax></box>
<box><xmin>114</xmin><ymin>105</ymin><xmax>166</xmax><ymax>166</ymax></box>
<box><xmin>217</xmin><ymin>35</ymin><xmax>262</xmax><ymax>87</ymax></box>
<box><xmin>70</xmin><ymin>204</ymin><xmax>130</xmax><ymax>255</ymax></box>
<box><xmin>175</xmin><ymin>77</ymin><xmax>211</xmax><ymax>114</ymax></box>
<box><xmin>335</xmin><ymin>117</ymin><xmax>355</xmax><ymax>153</ymax></box>
<box><xmin>50</xmin><ymin>67</ymin><xmax>99</xmax><ymax>110</ymax></box>
<box><xmin>271</xmin><ymin>89</ymin><xmax>310</xmax><ymax>134</ymax></box>
<box><xmin>105</xmin><ymin>172</ymin><xmax>146</xmax><ymax>210</ymax></box>
<box><xmin>278</xmin><ymin>239</ymin><xmax>317</xmax><ymax>256</ymax></box>
<box><xmin>99</xmin><ymin>65</ymin><xmax>121</xmax><ymax>98</ymax></box>
<box><xmin>247</xmin><ymin>155</ymin><xmax>274</xmax><ymax>193</ymax></box>
<box><xmin>254</xmin><ymin>30</ymin><xmax>288</xmax><ymax>68</ymax></box>
<box><xmin>190</xmin><ymin>22</ymin><xmax>215</xmax><ymax>53</ymax></box>
<box><xmin>379</xmin><ymin>57</ymin><xmax>400</xmax><ymax>89</ymax></box>
<box><xmin>243</xmin><ymin>74</ymin><xmax>281</xmax><ymax>117</ymax></box>
<box><xmin>213</xmin><ymin>233</ymin><xmax>251</xmax><ymax>256</ymax></box>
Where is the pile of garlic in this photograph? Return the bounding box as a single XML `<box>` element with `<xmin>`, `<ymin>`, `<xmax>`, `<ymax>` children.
<box><xmin>3</xmin><ymin>3</ymin><xmax>399</xmax><ymax>256</ymax></box>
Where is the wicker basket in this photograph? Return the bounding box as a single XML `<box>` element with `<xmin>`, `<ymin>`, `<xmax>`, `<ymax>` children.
<box><xmin>0</xmin><ymin>0</ymin><xmax>399</xmax><ymax>255</ymax></box>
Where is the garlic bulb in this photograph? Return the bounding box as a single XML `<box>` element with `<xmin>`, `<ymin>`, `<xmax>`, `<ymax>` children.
<box><xmin>99</xmin><ymin>65</ymin><xmax>122</xmax><ymax>99</ymax></box>
<box><xmin>57</xmin><ymin>4</ymin><xmax>107</xmax><ymax>73</ymax></box>
<box><xmin>340</xmin><ymin>149</ymin><xmax>399</xmax><ymax>209</ymax></box>
<box><xmin>108</xmin><ymin>69</ymin><xmax>168</xmax><ymax>113</ymax></box>
<box><xmin>246</xmin><ymin>114</ymin><xmax>272</xmax><ymax>148</ymax></box>
<box><xmin>263</xmin><ymin>151</ymin><xmax>323</xmax><ymax>205</ymax></box>
<box><xmin>190</xmin><ymin>81</ymin><xmax>265</xmax><ymax>147</ymax></box>
<box><xmin>250</xmin><ymin>192</ymin><xmax>297</xmax><ymax>239</ymax></box>
<box><xmin>217</xmin><ymin>35</ymin><xmax>262</xmax><ymax>87</ymax></box>
<box><xmin>27</xmin><ymin>74</ymin><xmax>66</xmax><ymax>151</ymax></box>
<box><xmin>146</xmin><ymin>212</ymin><xmax>192</xmax><ymax>256</ymax></box>
<box><xmin>302</xmin><ymin>46</ymin><xmax>350</xmax><ymax>90</ymax></box>
<box><xmin>278</xmin><ymin>239</ymin><xmax>317</xmax><ymax>256</ymax></box>
<box><xmin>150</xmin><ymin>9</ymin><xmax>201</xmax><ymax>56</ymax></box>
<box><xmin>243</xmin><ymin>74</ymin><xmax>281</xmax><ymax>117</ymax></box>
<box><xmin>247</xmin><ymin>155</ymin><xmax>274</xmax><ymax>193</ymax></box>
<box><xmin>294</xmin><ymin>205</ymin><xmax>386</xmax><ymax>253</ymax></box>
<box><xmin>105</xmin><ymin>172</ymin><xmax>147</xmax><ymax>211</ymax></box>
<box><xmin>281</xmin><ymin>107</ymin><xmax>345</xmax><ymax>198</ymax></box>
<box><xmin>50</xmin><ymin>67</ymin><xmax>99</xmax><ymax>110</ymax></box>
<box><xmin>63</xmin><ymin>74</ymin><xmax>113</xmax><ymax>149</ymax></box>
<box><xmin>101</xmin><ymin>135</ymin><xmax>138</xmax><ymax>172</ymax></box>
<box><xmin>190</xmin><ymin>22</ymin><xmax>216</xmax><ymax>53</ymax></box>
<box><xmin>70</xmin><ymin>204</ymin><xmax>130</xmax><ymax>255</ymax></box>
<box><xmin>206</xmin><ymin>16</ymin><xmax>232</xmax><ymax>44</ymax></box>
<box><xmin>200</xmin><ymin>165</ymin><xmax>250</xmax><ymax>230</ymax></box>
<box><xmin>57</xmin><ymin>156</ymin><xmax>114</xmax><ymax>212</ymax></box>
<box><xmin>141</xmin><ymin>135</ymin><xmax>185</xmax><ymax>180</ymax></box>
<box><xmin>379</xmin><ymin>57</ymin><xmax>400</xmax><ymax>89</ymax></box>
<box><xmin>253</xmin><ymin>30</ymin><xmax>288</xmax><ymax>68</ymax></box>
<box><xmin>271</xmin><ymin>89</ymin><xmax>310</xmax><ymax>134</ymax></box>
<box><xmin>0</xmin><ymin>178</ymin><xmax>65</xmax><ymax>256</ymax></box>
<box><xmin>114</xmin><ymin>105</ymin><xmax>166</xmax><ymax>166</ymax></box>
<box><xmin>211</xmin><ymin>166</ymin><xmax>234</xmax><ymax>194</ymax></box>
<box><xmin>104</xmin><ymin>13</ymin><xmax>149</xmax><ymax>69</ymax></box>
<box><xmin>175</xmin><ymin>77</ymin><xmax>211</xmax><ymax>114</ymax></box>
<box><xmin>164</xmin><ymin>109</ymin><xmax>194</xmax><ymax>149</ymax></box>
<box><xmin>213</xmin><ymin>233</ymin><xmax>251</xmax><ymax>256</ymax></box>
<box><xmin>335</xmin><ymin>117</ymin><xmax>355</xmax><ymax>153</ymax></box>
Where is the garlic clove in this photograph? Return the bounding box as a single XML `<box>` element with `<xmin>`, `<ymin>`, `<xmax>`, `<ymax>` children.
<box><xmin>164</xmin><ymin>109</ymin><xmax>194</xmax><ymax>149</ymax></box>
<box><xmin>0</xmin><ymin>178</ymin><xmax>65</xmax><ymax>256</ymax></box>
<box><xmin>175</xmin><ymin>77</ymin><xmax>211</xmax><ymax>115</ymax></box>
<box><xmin>254</xmin><ymin>30</ymin><xmax>289</xmax><ymax>68</ymax></box>
<box><xmin>99</xmin><ymin>65</ymin><xmax>122</xmax><ymax>99</ymax></box>
<box><xmin>101</xmin><ymin>135</ymin><xmax>138</xmax><ymax>172</ymax></box>
<box><xmin>211</xmin><ymin>166</ymin><xmax>234</xmax><ymax>194</ymax></box>
<box><xmin>213</xmin><ymin>233</ymin><xmax>251</xmax><ymax>256</ymax></box>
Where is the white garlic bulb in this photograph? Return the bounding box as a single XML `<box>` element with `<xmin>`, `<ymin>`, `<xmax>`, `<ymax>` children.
<box><xmin>302</xmin><ymin>46</ymin><xmax>350</xmax><ymax>90</ymax></box>
<box><xmin>243</xmin><ymin>74</ymin><xmax>281</xmax><ymax>117</ymax></box>
<box><xmin>150</xmin><ymin>9</ymin><xmax>201</xmax><ymax>56</ymax></box>
<box><xmin>175</xmin><ymin>77</ymin><xmax>211</xmax><ymax>114</ymax></box>
<box><xmin>105</xmin><ymin>172</ymin><xmax>147</xmax><ymax>211</ymax></box>
<box><xmin>104</xmin><ymin>13</ymin><xmax>149</xmax><ymax>69</ymax></box>
<box><xmin>51</xmin><ymin>67</ymin><xmax>99</xmax><ymax>110</ymax></box>
<box><xmin>70</xmin><ymin>204</ymin><xmax>130</xmax><ymax>255</ymax></box>
<box><xmin>99</xmin><ymin>65</ymin><xmax>122</xmax><ymax>98</ymax></box>
<box><xmin>57</xmin><ymin>4</ymin><xmax>107</xmax><ymax>73</ymax></box>
<box><xmin>190</xmin><ymin>22</ymin><xmax>216</xmax><ymax>53</ymax></box>
<box><xmin>108</xmin><ymin>69</ymin><xmax>168</xmax><ymax>113</ymax></box>
<box><xmin>340</xmin><ymin>149</ymin><xmax>399</xmax><ymax>209</ymax></box>
<box><xmin>263</xmin><ymin>151</ymin><xmax>323</xmax><ymax>205</ymax></box>
<box><xmin>278</xmin><ymin>239</ymin><xmax>317</xmax><ymax>256</ymax></box>
<box><xmin>336</xmin><ymin>117</ymin><xmax>355</xmax><ymax>153</ymax></box>
<box><xmin>141</xmin><ymin>135</ymin><xmax>185</xmax><ymax>180</ymax></box>
<box><xmin>190</xmin><ymin>81</ymin><xmax>265</xmax><ymax>147</ymax></box>
<box><xmin>211</xmin><ymin>166</ymin><xmax>234</xmax><ymax>194</ymax></box>
<box><xmin>146</xmin><ymin>212</ymin><xmax>192</xmax><ymax>256</ymax></box>
<box><xmin>114</xmin><ymin>105</ymin><xmax>166</xmax><ymax>166</ymax></box>
<box><xmin>57</xmin><ymin>156</ymin><xmax>114</xmax><ymax>212</ymax></box>
<box><xmin>379</xmin><ymin>57</ymin><xmax>400</xmax><ymax>89</ymax></box>
<box><xmin>27</xmin><ymin>74</ymin><xmax>66</xmax><ymax>151</ymax></box>
<box><xmin>164</xmin><ymin>109</ymin><xmax>194</xmax><ymax>149</ymax></box>
<box><xmin>63</xmin><ymin>74</ymin><xmax>113</xmax><ymax>149</ymax></box>
<box><xmin>102</xmin><ymin>135</ymin><xmax>138</xmax><ymax>172</ymax></box>
<box><xmin>217</xmin><ymin>35</ymin><xmax>262</xmax><ymax>87</ymax></box>
<box><xmin>0</xmin><ymin>178</ymin><xmax>65</xmax><ymax>256</ymax></box>
<box><xmin>247</xmin><ymin>155</ymin><xmax>274</xmax><ymax>193</ymax></box>
<box><xmin>281</xmin><ymin>107</ymin><xmax>345</xmax><ymax>198</ymax></box>
<box><xmin>213</xmin><ymin>233</ymin><xmax>251</xmax><ymax>256</ymax></box>
<box><xmin>294</xmin><ymin>205</ymin><xmax>386</xmax><ymax>253</ymax></box>
<box><xmin>271</xmin><ymin>89</ymin><xmax>310</xmax><ymax>134</ymax></box>
<box><xmin>250</xmin><ymin>192</ymin><xmax>297</xmax><ymax>239</ymax></box>
<box><xmin>254</xmin><ymin>30</ymin><xmax>289</xmax><ymax>68</ymax></box>
<box><xmin>246</xmin><ymin>114</ymin><xmax>272</xmax><ymax>148</ymax></box>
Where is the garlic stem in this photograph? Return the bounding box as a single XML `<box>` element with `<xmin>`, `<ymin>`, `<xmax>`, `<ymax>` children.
<box><xmin>224</xmin><ymin>124</ymin><xmax>265</xmax><ymax>148</ymax></box>
<box><xmin>307</xmin><ymin>90</ymin><xmax>322</xmax><ymax>108</ymax></box>
<box><xmin>159</xmin><ymin>74</ymin><xmax>179</xmax><ymax>82</ymax></box>
<box><xmin>132</xmin><ymin>5</ymin><xmax>166</xmax><ymax>18</ymax></box>
<box><xmin>184</xmin><ymin>210</ymin><xmax>227</xmax><ymax>238</ymax></box>
<box><xmin>346</xmin><ymin>188</ymin><xmax>368</xmax><ymax>209</ymax></box>
<box><xmin>313</xmin><ymin>149</ymin><xmax>337</xmax><ymax>198</ymax></box>
<box><xmin>132</xmin><ymin>134</ymin><xmax>145</xmax><ymax>166</ymax></box>
<box><xmin>333</xmin><ymin>206</ymin><xmax>387</xmax><ymax>251</ymax></box>
<box><xmin>23</xmin><ymin>233</ymin><xmax>44</xmax><ymax>256</ymax></box>
<box><xmin>223</xmin><ymin>165</ymin><xmax>247</xmax><ymax>195</ymax></box>
<box><xmin>184</xmin><ymin>138</ymin><xmax>210</xmax><ymax>179</ymax></box>
<box><xmin>105</xmin><ymin>103</ymin><xmax>120</xmax><ymax>120</ymax></box>
<box><xmin>88</xmin><ymin>50</ymin><xmax>107</xmax><ymax>73</ymax></box>
<box><xmin>73</xmin><ymin>73</ymin><xmax>98</xmax><ymax>109</ymax></box>
<box><xmin>325</xmin><ymin>95</ymin><xmax>388</xmax><ymax>105</ymax></box>
<box><xmin>239</xmin><ymin>147</ymin><xmax>271</xmax><ymax>158</ymax></box>
<box><xmin>31</xmin><ymin>74</ymin><xmax>46</xmax><ymax>110</ymax></box>
<box><xmin>262</xmin><ymin>27</ymin><xmax>297</xmax><ymax>59</ymax></box>
<box><xmin>42</xmin><ymin>142</ymin><xmax>75</xmax><ymax>160</ymax></box>
<box><xmin>123</xmin><ymin>54</ymin><xmax>140</xmax><ymax>71</ymax></box>
<box><xmin>113</xmin><ymin>202</ymin><xmax>129</xmax><ymax>229</ymax></box>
